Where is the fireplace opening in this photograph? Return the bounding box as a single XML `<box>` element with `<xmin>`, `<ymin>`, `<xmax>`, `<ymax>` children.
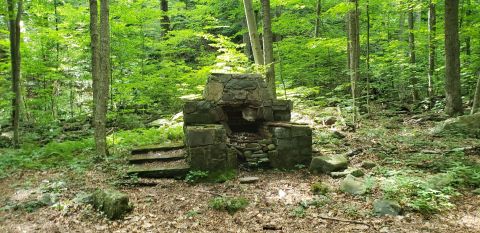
<box><xmin>223</xmin><ymin>106</ymin><xmax>262</xmax><ymax>134</ymax></box>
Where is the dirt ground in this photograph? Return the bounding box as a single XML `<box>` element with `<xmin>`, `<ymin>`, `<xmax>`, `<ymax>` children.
<box><xmin>0</xmin><ymin>169</ymin><xmax>479</xmax><ymax>233</ymax></box>
<box><xmin>1</xmin><ymin>110</ymin><xmax>480</xmax><ymax>232</ymax></box>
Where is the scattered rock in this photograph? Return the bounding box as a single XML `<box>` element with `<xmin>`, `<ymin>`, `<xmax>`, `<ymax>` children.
<box><xmin>148</xmin><ymin>119</ymin><xmax>170</xmax><ymax>127</ymax></box>
<box><xmin>267</xmin><ymin>144</ymin><xmax>276</xmax><ymax>150</ymax></box>
<box><xmin>73</xmin><ymin>191</ymin><xmax>94</xmax><ymax>204</ymax></box>
<box><xmin>340</xmin><ymin>175</ymin><xmax>368</xmax><ymax>195</ymax></box>
<box><xmin>309</xmin><ymin>154</ymin><xmax>348</xmax><ymax>174</ymax></box>
<box><xmin>373</xmin><ymin>199</ymin><xmax>402</xmax><ymax>216</ymax></box>
<box><xmin>323</xmin><ymin>116</ymin><xmax>337</xmax><ymax>126</ymax></box>
<box><xmin>331</xmin><ymin>130</ymin><xmax>346</xmax><ymax>139</ymax></box>
<box><xmin>171</xmin><ymin>112</ymin><xmax>183</xmax><ymax>122</ymax></box>
<box><xmin>92</xmin><ymin>189</ymin><xmax>133</xmax><ymax>220</ymax></box>
<box><xmin>330</xmin><ymin>168</ymin><xmax>364</xmax><ymax>178</ymax></box>
<box><xmin>239</xmin><ymin>177</ymin><xmax>259</xmax><ymax>184</ymax></box>
<box><xmin>429</xmin><ymin>173</ymin><xmax>455</xmax><ymax>189</ymax></box>
<box><xmin>361</xmin><ymin>161</ymin><xmax>377</xmax><ymax>169</ymax></box>
<box><xmin>432</xmin><ymin>113</ymin><xmax>480</xmax><ymax>138</ymax></box>
<box><xmin>345</xmin><ymin>148</ymin><xmax>363</xmax><ymax>157</ymax></box>
<box><xmin>473</xmin><ymin>188</ymin><xmax>480</xmax><ymax>195</ymax></box>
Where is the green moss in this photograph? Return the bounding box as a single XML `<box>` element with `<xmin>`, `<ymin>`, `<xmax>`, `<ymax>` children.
<box><xmin>92</xmin><ymin>189</ymin><xmax>133</xmax><ymax>220</ymax></box>
<box><xmin>209</xmin><ymin>196</ymin><xmax>249</xmax><ymax>214</ymax></box>
<box><xmin>311</xmin><ymin>182</ymin><xmax>329</xmax><ymax>195</ymax></box>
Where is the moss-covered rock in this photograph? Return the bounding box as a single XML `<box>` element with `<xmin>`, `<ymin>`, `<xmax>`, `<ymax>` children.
<box><xmin>309</xmin><ymin>155</ymin><xmax>348</xmax><ymax>174</ymax></box>
<box><xmin>92</xmin><ymin>189</ymin><xmax>132</xmax><ymax>220</ymax></box>
<box><xmin>432</xmin><ymin>113</ymin><xmax>480</xmax><ymax>138</ymax></box>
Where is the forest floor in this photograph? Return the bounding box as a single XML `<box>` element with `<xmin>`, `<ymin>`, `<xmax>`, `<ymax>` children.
<box><xmin>0</xmin><ymin>101</ymin><xmax>479</xmax><ymax>232</ymax></box>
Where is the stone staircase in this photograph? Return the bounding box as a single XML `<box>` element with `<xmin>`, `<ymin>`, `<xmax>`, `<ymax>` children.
<box><xmin>127</xmin><ymin>144</ymin><xmax>190</xmax><ymax>178</ymax></box>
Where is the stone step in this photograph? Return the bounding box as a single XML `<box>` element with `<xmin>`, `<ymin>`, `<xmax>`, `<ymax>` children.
<box><xmin>127</xmin><ymin>161</ymin><xmax>190</xmax><ymax>178</ymax></box>
<box><xmin>130</xmin><ymin>143</ymin><xmax>184</xmax><ymax>155</ymax></box>
<box><xmin>128</xmin><ymin>149</ymin><xmax>185</xmax><ymax>164</ymax></box>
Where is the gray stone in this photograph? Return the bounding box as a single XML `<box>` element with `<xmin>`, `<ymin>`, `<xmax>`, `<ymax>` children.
<box><xmin>330</xmin><ymin>168</ymin><xmax>364</xmax><ymax>178</ymax></box>
<box><xmin>239</xmin><ymin>176</ymin><xmax>259</xmax><ymax>184</ymax></box>
<box><xmin>267</xmin><ymin>144</ymin><xmax>276</xmax><ymax>150</ymax></box>
<box><xmin>309</xmin><ymin>155</ymin><xmax>348</xmax><ymax>174</ymax></box>
<box><xmin>340</xmin><ymin>175</ymin><xmax>367</xmax><ymax>195</ymax></box>
<box><xmin>244</xmin><ymin>150</ymin><xmax>253</xmax><ymax>157</ymax></box>
<box><xmin>361</xmin><ymin>161</ymin><xmax>377</xmax><ymax>169</ymax></box>
<box><xmin>473</xmin><ymin>188</ymin><xmax>480</xmax><ymax>195</ymax></box>
<box><xmin>331</xmin><ymin>130</ymin><xmax>346</xmax><ymax>139</ymax></box>
<box><xmin>323</xmin><ymin>116</ymin><xmax>337</xmax><ymax>126</ymax></box>
<box><xmin>373</xmin><ymin>199</ymin><xmax>402</xmax><ymax>216</ymax></box>
<box><xmin>246</xmin><ymin>143</ymin><xmax>261</xmax><ymax>151</ymax></box>
<box><xmin>432</xmin><ymin>113</ymin><xmax>480</xmax><ymax>138</ymax></box>
<box><xmin>92</xmin><ymin>189</ymin><xmax>132</xmax><ymax>220</ymax></box>
<box><xmin>185</xmin><ymin>125</ymin><xmax>226</xmax><ymax>147</ymax></box>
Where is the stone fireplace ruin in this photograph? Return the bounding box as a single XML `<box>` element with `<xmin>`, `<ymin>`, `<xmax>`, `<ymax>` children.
<box><xmin>183</xmin><ymin>73</ymin><xmax>313</xmax><ymax>172</ymax></box>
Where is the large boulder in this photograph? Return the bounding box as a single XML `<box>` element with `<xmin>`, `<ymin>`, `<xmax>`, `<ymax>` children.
<box><xmin>92</xmin><ymin>189</ymin><xmax>132</xmax><ymax>220</ymax></box>
<box><xmin>309</xmin><ymin>155</ymin><xmax>348</xmax><ymax>174</ymax></box>
<box><xmin>432</xmin><ymin>113</ymin><xmax>480</xmax><ymax>138</ymax></box>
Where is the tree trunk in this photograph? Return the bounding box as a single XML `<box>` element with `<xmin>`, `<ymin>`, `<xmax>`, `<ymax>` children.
<box><xmin>160</xmin><ymin>0</ymin><xmax>170</xmax><ymax>37</ymax></box>
<box><xmin>348</xmin><ymin>0</ymin><xmax>360</xmax><ymax>126</ymax></box>
<box><xmin>366</xmin><ymin>0</ymin><xmax>370</xmax><ymax>112</ymax></box>
<box><xmin>242</xmin><ymin>19</ymin><xmax>253</xmax><ymax>61</ymax></box>
<box><xmin>408</xmin><ymin>3</ymin><xmax>418</xmax><ymax>102</ymax></box>
<box><xmin>243</xmin><ymin>0</ymin><xmax>264</xmax><ymax>65</ymax></box>
<box><xmin>428</xmin><ymin>0</ymin><xmax>436</xmax><ymax>100</ymax></box>
<box><xmin>261</xmin><ymin>0</ymin><xmax>276</xmax><ymax>99</ymax></box>
<box><xmin>444</xmin><ymin>0</ymin><xmax>463</xmax><ymax>116</ymax></box>
<box><xmin>7</xmin><ymin>0</ymin><xmax>23</xmax><ymax>148</ymax></box>
<box><xmin>472</xmin><ymin>72</ymin><xmax>480</xmax><ymax>114</ymax></box>
<box><xmin>90</xmin><ymin>0</ymin><xmax>109</xmax><ymax>157</ymax></box>
<box><xmin>314</xmin><ymin>0</ymin><xmax>322</xmax><ymax>38</ymax></box>
<box><xmin>465</xmin><ymin>0</ymin><xmax>471</xmax><ymax>56</ymax></box>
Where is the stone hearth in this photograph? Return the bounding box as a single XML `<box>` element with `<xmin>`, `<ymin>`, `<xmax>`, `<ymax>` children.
<box><xmin>183</xmin><ymin>73</ymin><xmax>312</xmax><ymax>171</ymax></box>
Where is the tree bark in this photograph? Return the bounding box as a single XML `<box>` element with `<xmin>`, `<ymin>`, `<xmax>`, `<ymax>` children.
<box><xmin>314</xmin><ymin>0</ymin><xmax>322</xmax><ymax>38</ymax></box>
<box><xmin>348</xmin><ymin>0</ymin><xmax>360</xmax><ymax>125</ymax></box>
<box><xmin>261</xmin><ymin>0</ymin><xmax>276</xmax><ymax>99</ymax></box>
<box><xmin>366</xmin><ymin>0</ymin><xmax>370</xmax><ymax>112</ymax></box>
<box><xmin>428</xmin><ymin>0</ymin><xmax>436</xmax><ymax>99</ymax></box>
<box><xmin>160</xmin><ymin>0</ymin><xmax>170</xmax><ymax>37</ymax></box>
<box><xmin>465</xmin><ymin>0</ymin><xmax>471</xmax><ymax>56</ymax></box>
<box><xmin>90</xmin><ymin>0</ymin><xmax>110</xmax><ymax>157</ymax></box>
<box><xmin>444</xmin><ymin>0</ymin><xmax>463</xmax><ymax>116</ymax></box>
<box><xmin>242</xmin><ymin>19</ymin><xmax>253</xmax><ymax>61</ymax></box>
<box><xmin>7</xmin><ymin>0</ymin><xmax>23</xmax><ymax>148</ymax></box>
<box><xmin>408</xmin><ymin>2</ymin><xmax>418</xmax><ymax>102</ymax></box>
<box><xmin>243</xmin><ymin>0</ymin><xmax>264</xmax><ymax>65</ymax></box>
<box><xmin>472</xmin><ymin>72</ymin><xmax>480</xmax><ymax>114</ymax></box>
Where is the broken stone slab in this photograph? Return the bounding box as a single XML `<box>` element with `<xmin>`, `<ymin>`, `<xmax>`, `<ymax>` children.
<box><xmin>239</xmin><ymin>177</ymin><xmax>259</xmax><ymax>184</ymax></box>
<box><xmin>373</xmin><ymin>199</ymin><xmax>402</xmax><ymax>216</ymax></box>
<box><xmin>127</xmin><ymin>163</ymin><xmax>190</xmax><ymax>178</ymax></box>
<box><xmin>340</xmin><ymin>174</ymin><xmax>368</xmax><ymax>195</ymax></box>
<box><xmin>309</xmin><ymin>154</ymin><xmax>348</xmax><ymax>174</ymax></box>
<box><xmin>432</xmin><ymin>113</ymin><xmax>480</xmax><ymax>138</ymax></box>
<box><xmin>92</xmin><ymin>189</ymin><xmax>132</xmax><ymax>220</ymax></box>
<box><xmin>330</xmin><ymin>168</ymin><xmax>364</xmax><ymax>178</ymax></box>
<box><xmin>267</xmin><ymin>144</ymin><xmax>276</xmax><ymax>150</ymax></box>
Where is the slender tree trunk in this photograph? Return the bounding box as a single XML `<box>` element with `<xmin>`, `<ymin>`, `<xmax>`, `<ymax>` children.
<box><xmin>366</xmin><ymin>0</ymin><xmax>371</xmax><ymax>113</ymax></box>
<box><xmin>243</xmin><ymin>0</ymin><xmax>264</xmax><ymax>65</ymax></box>
<box><xmin>348</xmin><ymin>0</ymin><xmax>360</xmax><ymax>126</ymax></box>
<box><xmin>444</xmin><ymin>0</ymin><xmax>463</xmax><ymax>116</ymax></box>
<box><xmin>428</xmin><ymin>0</ymin><xmax>436</xmax><ymax>100</ymax></box>
<box><xmin>465</xmin><ymin>0</ymin><xmax>471</xmax><ymax>56</ymax></box>
<box><xmin>7</xmin><ymin>0</ymin><xmax>23</xmax><ymax>148</ymax></box>
<box><xmin>472</xmin><ymin>72</ymin><xmax>480</xmax><ymax>114</ymax></box>
<box><xmin>261</xmin><ymin>0</ymin><xmax>276</xmax><ymax>99</ymax></box>
<box><xmin>408</xmin><ymin>3</ymin><xmax>418</xmax><ymax>102</ymax></box>
<box><xmin>160</xmin><ymin>0</ymin><xmax>170</xmax><ymax>37</ymax></box>
<box><xmin>242</xmin><ymin>19</ymin><xmax>253</xmax><ymax>61</ymax></box>
<box><xmin>314</xmin><ymin>0</ymin><xmax>322</xmax><ymax>38</ymax></box>
<box><xmin>90</xmin><ymin>0</ymin><xmax>109</xmax><ymax>157</ymax></box>
<box><xmin>98</xmin><ymin>0</ymin><xmax>110</xmax><ymax>156</ymax></box>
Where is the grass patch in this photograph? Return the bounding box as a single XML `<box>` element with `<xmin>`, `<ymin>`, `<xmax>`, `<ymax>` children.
<box><xmin>108</xmin><ymin>125</ymin><xmax>184</xmax><ymax>150</ymax></box>
<box><xmin>209</xmin><ymin>196</ymin><xmax>249</xmax><ymax>214</ymax></box>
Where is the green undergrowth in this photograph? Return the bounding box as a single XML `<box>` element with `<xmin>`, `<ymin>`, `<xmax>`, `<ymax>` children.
<box><xmin>209</xmin><ymin>196</ymin><xmax>249</xmax><ymax>214</ymax></box>
<box><xmin>108</xmin><ymin>125</ymin><xmax>184</xmax><ymax>151</ymax></box>
<box><xmin>0</xmin><ymin>138</ymin><xmax>94</xmax><ymax>179</ymax></box>
<box><xmin>185</xmin><ymin>169</ymin><xmax>237</xmax><ymax>184</ymax></box>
